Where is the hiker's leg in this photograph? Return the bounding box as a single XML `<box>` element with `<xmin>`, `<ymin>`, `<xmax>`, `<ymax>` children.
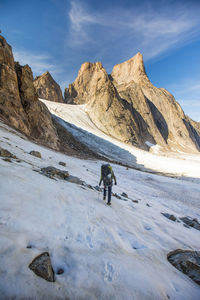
<box><xmin>107</xmin><ymin>186</ymin><xmax>112</xmax><ymax>204</ymax></box>
<box><xmin>103</xmin><ymin>186</ymin><xmax>106</xmax><ymax>200</ymax></box>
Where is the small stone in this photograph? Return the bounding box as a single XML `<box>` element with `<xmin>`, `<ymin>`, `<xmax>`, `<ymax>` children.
<box><xmin>3</xmin><ymin>158</ymin><xmax>12</xmax><ymax>162</ymax></box>
<box><xmin>169</xmin><ymin>215</ymin><xmax>177</xmax><ymax>221</ymax></box>
<box><xmin>27</xmin><ymin>245</ymin><xmax>32</xmax><ymax>249</ymax></box>
<box><xmin>121</xmin><ymin>192</ymin><xmax>128</xmax><ymax>198</ymax></box>
<box><xmin>59</xmin><ymin>161</ymin><xmax>66</xmax><ymax>167</ymax></box>
<box><xmin>132</xmin><ymin>200</ymin><xmax>139</xmax><ymax>203</ymax></box>
<box><xmin>57</xmin><ymin>268</ymin><xmax>64</xmax><ymax>275</ymax></box>
<box><xmin>161</xmin><ymin>213</ymin><xmax>176</xmax><ymax>221</ymax></box>
<box><xmin>29</xmin><ymin>151</ymin><xmax>42</xmax><ymax>158</ymax></box>
<box><xmin>94</xmin><ymin>185</ymin><xmax>101</xmax><ymax>191</ymax></box>
<box><xmin>87</xmin><ymin>184</ymin><xmax>94</xmax><ymax>190</ymax></box>
<box><xmin>113</xmin><ymin>193</ymin><xmax>121</xmax><ymax>199</ymax></box>
<box><xmin>146</xmin><ymin>203</ymin><xmax>151</xmax><ymax>207</ymax></box>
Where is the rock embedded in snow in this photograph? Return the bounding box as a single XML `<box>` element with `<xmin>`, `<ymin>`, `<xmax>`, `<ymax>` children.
<box><xmin>167</xmin><ymin>249</ymin><xmax>200</xmax><ymax>286</ymax></box>
<box><xmin>180</xmin><ymin>217</ymin><xmax>200</xmax><ymax>231</ymax></box>
<box><xmin>121</xmin><ymin>192</ymin><xmax>128</xmax><ymax>198</ymax></box>
<box><xmin>40</xmin><ymin>166</ymin><xmax>69</xmax><ymax>180</ymax></box>
<box><xmin>161</xmin><ymin>213</ymin><xmax>177</xmax><ymax>222</ymax></box>
<box><xmin>29</xmin><ymin>151</ymin><xmax>42</xmax><ymax>158</ymax></box>
<box><xmin>0</xmin><ymin>147</ymin><xmax>16</xmax><ymax>159</ymax></box>
<box><xmin>29</xmin><ymin>252</ymin><xmax>55</xmax><ymax>282</ymax></box>
<box><xmin>56</xmin><ymin>268</ymin><xmax>64</xmax><ymax>275</ymax></box>
<box><xmin>59</xmin><ymin>161</ymin><xmax>66</xmax><ymax>167</ymax></box>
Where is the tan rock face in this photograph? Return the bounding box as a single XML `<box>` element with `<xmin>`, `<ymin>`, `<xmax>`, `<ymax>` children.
<box><xmin>0</xmin><ymin>35</ymin><xmax>59</xmax><ymax>150</ymax></box>
<box><xmin>34</xmin><ymin>71</ymin><xmax>64</xmax><ymax>103</ymax></box>
<box><xmin>65</xmin><ymin>54</ymin><xmax>200</xmax><ymax>153</ymax></box>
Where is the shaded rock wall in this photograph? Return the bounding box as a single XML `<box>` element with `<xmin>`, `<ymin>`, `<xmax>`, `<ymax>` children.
<box><xmin>0</xmin><ymin>35</ymin><xmax>59</xmax><ymax>149</ymax></box>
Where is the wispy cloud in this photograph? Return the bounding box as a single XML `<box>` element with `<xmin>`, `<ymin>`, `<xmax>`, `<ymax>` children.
<box><xmin>68</xmin><ymin>1</ymin><xmax>200</xmax><ymax>61</ymax></box>
<box><xmin>13</xmin><ymin>50</ymin><xmax>61</xmax><ymax>77</ymax></box>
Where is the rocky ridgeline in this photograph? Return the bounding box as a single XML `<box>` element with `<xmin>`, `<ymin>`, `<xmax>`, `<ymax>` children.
<box><xmin>0</xmin><ymin>35</ymin><xmax>59</xmax><ymax>150</ymax></box>
<box><xmin>0</xmin><ymin>35</ymin><xmax>101</xmax><ymax>159</ymax></box>
<box><xmin>64</xmin><ymin>54</ymin><xmax>200</xmax><ymax>152</ymax></box>
<box><xmin>34</xmin><ymin>71</ymin><xmax>64</xmax><ymax>103</ymax></box>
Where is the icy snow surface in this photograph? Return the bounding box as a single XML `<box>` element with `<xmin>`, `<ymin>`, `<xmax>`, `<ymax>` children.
<box><xmin>0</xmin><ymin>121</ymin><xmax>200</xmax><ymax>300</ymax></box>
<box><xmin>41</xmin><ymin>99</ymin><xmax>200</xmax><ymax>181</ymax></box>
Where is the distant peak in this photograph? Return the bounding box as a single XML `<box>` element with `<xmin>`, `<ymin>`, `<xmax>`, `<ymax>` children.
<box><xmin>111</xmin><ymin>52</ymin><xmax>147</xmax><ymax>85</ymax></box>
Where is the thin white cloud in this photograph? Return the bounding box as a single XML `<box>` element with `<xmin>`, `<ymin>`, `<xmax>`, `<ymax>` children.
<box><xmin>13</xmin><ymin>50</ymin><xmax>60</xmax><ymax>77</ymax></box>
<box><xmin>68</xmin><ymin>1</ymin><xmax>200</xmax><ymax>61</ymax></box>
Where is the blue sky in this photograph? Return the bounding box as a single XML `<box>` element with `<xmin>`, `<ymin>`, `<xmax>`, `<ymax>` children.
<box><xmin>1</xmin><ymin>0</ymin><xmax>200</xmax><ymax>121</ymax></box>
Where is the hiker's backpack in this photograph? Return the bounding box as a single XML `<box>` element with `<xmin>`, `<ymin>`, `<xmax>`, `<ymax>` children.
<box><xmin>101</xmin><ymin>164</ymin><xmax>112</xmax><ymax>185</ymax></box>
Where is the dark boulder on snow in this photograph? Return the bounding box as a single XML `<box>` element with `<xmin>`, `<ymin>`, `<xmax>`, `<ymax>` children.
<box><xmin>41</xmin><ymin>166</ymin><xmax>69</xmax><ymax>180</ymax></box>
<box><xmin>121</xmin><ymin>192</ymin><xmax>128</xmax><ymax>198</ymax></box>
<box><xmin>180</xmin><ymin>217</ymin><xmax>200</xmax><ymax>231</ymax></box>
<box><xmin>59</xmin><ymin>161</ymin><xmax>66</xmax><ymax>167</ymax></box>
<box><xmin>56</xmin><ymin>268</ymin><xmax>64</xmax><ymax>275</ymax></box>
<box><xmin>0</xmin><ymin>147</ymin><xmax>16</xmax><ymax>159</ymax></box>
<box><xmin>29</xmin><ymin>150</ymin><xmax>42</xmax><ymax>158</ymax></box>
<box><xmin>167</xmin><ymin>249</ymin><xmax>200</xmax><ymax>286</ymax></box>
<box><xmin>161</xmin><ymin>213</ymin><xmax>177</xmax><ymax>222</ymax></box>
<box><xmin>29</xmin><ymin>252</ymin><xmax>55</xmax><ymax>282</ymax></box>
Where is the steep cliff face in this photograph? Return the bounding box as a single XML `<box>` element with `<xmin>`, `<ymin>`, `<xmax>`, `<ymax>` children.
<box><xmin>34</xmin><ymin>72</ymin><xmax>64</xmax><ymax>103</ymax></box>
<box><xmin>0</xmin><ymin>35</ymin><xmax>59</xmax><ymax>149</ymax></box>
<box><xmin>64</xmin><ymin>54</ymin><xmax>200</xmax><ymax>153</ymax></box>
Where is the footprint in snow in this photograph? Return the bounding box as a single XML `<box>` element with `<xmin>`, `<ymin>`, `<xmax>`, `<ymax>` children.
<box><xmin>86</xmin><ymin>235</ymin><xmax>93</xmax><ymax>249</ymax></box>
<box><xmin>104</xmin><ymin>262</ymin><xmax>114</xmax><ymax>282</ymax></box>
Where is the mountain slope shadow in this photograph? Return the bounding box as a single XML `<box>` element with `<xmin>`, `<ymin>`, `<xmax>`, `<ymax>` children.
<box><xmin>183</xmin><ymin>119</ymin><xmax>200</xmax><ymax>150</ymax></box>
<box><xmin>52</xmin><ymin>114</ymin><xmax>146</xmax><ymax>169</ymax></box>
<box><xmin>146</xmin><ymin>99</ymin><xmax>169</xmax><ymax>142</ymax></box>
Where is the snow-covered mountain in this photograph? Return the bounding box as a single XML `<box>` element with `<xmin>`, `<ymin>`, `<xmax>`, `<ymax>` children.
<box><xmin>0</xmin><ymin>117</ymin><xmax>200</xmax><ymax>299</ymax></box>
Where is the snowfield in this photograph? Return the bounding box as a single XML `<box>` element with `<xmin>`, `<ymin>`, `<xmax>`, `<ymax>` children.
<box><xmin>41</xmin><ymin>99</ymin><xmax>200</xmax><ymax>181</ymax></box>
<box><xmin>0</xmin><ymin>120</ymin><xmax>200</xmax><ymax>300</ymax></box>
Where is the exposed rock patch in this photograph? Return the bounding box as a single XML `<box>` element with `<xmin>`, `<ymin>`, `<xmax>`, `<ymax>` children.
<box><xmin>29</xmin><ymin>252</ymin><xmax>55</xmax><ymax>282</ymax></box>
<box><xmin>29</xmin><ymin>151</ymin><xmax>42</xmax><ymax>158</ymax></box>
<box><xmin>121</xmin><ymin>192</ymin><xmax>128</xmax><ymax>198</ymax></box>
<box><xmin>167</xmin><ymin>249</ymin><xmax>200</xmax><ymax>286</ymax></box>
<box><xmin>40</xmin><ymin>166</ymin><xmax>69</xmax><ymax>180</ymax></box>
<box><xmin>180</xmin><ymin>217</ymin><xmax>200</xmax><ymax>231</ymax></box>
<box><xmin>161</xmin><ymin>213</ymin><xmax>177</xmax><ymax>222</ymax></box>
<box><xmin>0</xmin><ymin>147</ymin><xmax>16</xmax><ymax>159</ymax></box>
<box><xmin>34</xmin><ymin>72</ymin><xmax>64</xmax><ymax>103</ymax></box>
<box><xmin>59</xmin><ymin>161</ymin><xmax>66</xmax><ymax>167</ymax></box>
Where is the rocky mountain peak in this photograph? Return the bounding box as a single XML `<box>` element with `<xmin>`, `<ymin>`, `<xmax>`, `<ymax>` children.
<box><xmin>34</xmin><ymin>71</ymin><xmax>64</xmax><ymax>103</ymax></box>
<box><xmin>64</xmin><ymin>52</ymin><xmax>200</xmax><ymax>153</ymax></box>
<box><xmin>111</xmin><ymin>52</ymin><xmax>148</xmax><ymax>85</ymax></box>
<box><xmin>64</xmin><ymin>61</ymin><xmax>108</xmax><ymax>104</ymax></box>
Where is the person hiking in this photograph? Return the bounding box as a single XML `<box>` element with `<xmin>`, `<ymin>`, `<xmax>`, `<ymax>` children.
<box><xmin>99</xmin><ymin>164</ymin><xmax>117</xmax><ymax>205</ymax></box>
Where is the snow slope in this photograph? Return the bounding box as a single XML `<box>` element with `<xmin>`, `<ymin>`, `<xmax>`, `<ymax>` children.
<box><xmin>0</xmin><ymin>122</ymin><xmax>200</xmax><ymax>300</ymax></box>
<box><xmin>41</xmin><ymin>99</ymin><xmax>200</xmax><ymax>181</ymax></box>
